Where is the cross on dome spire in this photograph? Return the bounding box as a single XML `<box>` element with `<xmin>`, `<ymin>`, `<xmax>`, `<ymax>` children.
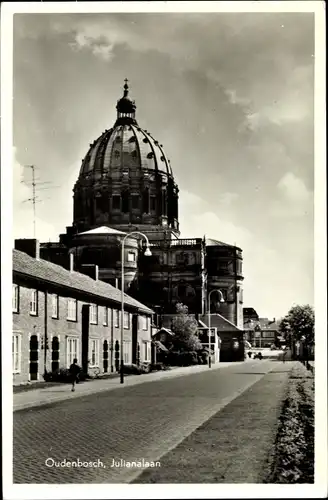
<box><xmin>123</xmin><ymin>78</ymin><xmax>129</xmax><ymax>97</ymax></box>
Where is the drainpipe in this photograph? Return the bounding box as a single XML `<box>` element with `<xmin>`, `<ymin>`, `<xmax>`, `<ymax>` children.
<box><xmin>110</xmin><ymin>308</ymin><xmax>114</xmax><ymax>372</ymax></box>
<box><xmin>44</xmin><ymin>290</ymin><xmax>48</xmax><ymax>377</ymax></box>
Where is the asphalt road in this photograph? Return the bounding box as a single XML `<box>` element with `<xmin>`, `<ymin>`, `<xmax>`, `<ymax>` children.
<box><xmin>13</xmin><ymin>359</ymin><xmax>278</xmax><ymax>484</ymax></box>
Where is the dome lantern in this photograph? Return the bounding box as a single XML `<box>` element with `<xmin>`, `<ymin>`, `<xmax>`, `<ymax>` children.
<box><xmin>115</xmin><ymin>78</ymin><xmax>137</xmax><ymax>126</ymax></box>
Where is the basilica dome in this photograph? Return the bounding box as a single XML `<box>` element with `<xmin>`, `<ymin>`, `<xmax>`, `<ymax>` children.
<box><xmin>73</xmin><ymin>81</ymin><xmax>179</xmax><ymax>240</ymax></box>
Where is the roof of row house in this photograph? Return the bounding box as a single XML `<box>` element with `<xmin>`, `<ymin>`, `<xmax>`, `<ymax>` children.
<box><xmin>199</xmin><ymin>314</ymin><xmax>242</xmax><ymax>332</ymax></box>
<box><xmin>13</xmin><ymin>249</ymin><xmax>153</xmax><ymax>314</ymax></box>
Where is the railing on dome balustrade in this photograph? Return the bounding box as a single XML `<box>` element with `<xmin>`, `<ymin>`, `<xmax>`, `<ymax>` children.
<box><xmin>148</xmin><ymin>238</ymin><xmax>202</xmax><ymax>248</ymax></box>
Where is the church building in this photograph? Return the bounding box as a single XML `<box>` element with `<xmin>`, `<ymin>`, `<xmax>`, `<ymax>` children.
<box><xmin>39</xmin><ymin>81</ymin><xmax>244</xmax><ymax>330</ymax></box>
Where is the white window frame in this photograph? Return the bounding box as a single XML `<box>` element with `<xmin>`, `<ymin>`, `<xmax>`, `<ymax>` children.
<box><xmin>12</xmin><ymin>333</ymin><xmax>22</xmax><ymax>373</ymax></box>
<box><xmin>123</xmin><ymin>341</ymin><xmax>131</xmax><ymax>364</ymax></box>
<box><xmin>139</xmin><ymin>315</ymin><xmax>148</xmax><ymax>331</ymax></box>
<box><xmin>66</xmin><ymin>337</ymin><xmax>78</xmax><ymax>367</ymax></box>
<box><xmin>143</xmin><ymin>341</ymin><xmax>151</xmax><ymax>362</ymax></box>
<box><xmin>123</xmin><ymin>311</ymin><xmax>130</xmax><ymax>329</ymax></box>
<box><xmin>29</xmin><ymin>289</ymin><xmax>38</xmax><ymax>316</ymax></box>
<box><xmin>67</xmin><ymin>298</ymin><xmax>77</xmax><ymax>322</ymax></box>
<box><xmin>103</xmin><ymin>306</ymin><xmax>108</xmax><ymax>326</ymax></box>
<box><xmin>127</xmin><ymin>251</ymin><xmax>136</xmax><ymax>263</ymax></box>
<box><xmin>12</xmin><ymin>284</ymin><xmax>19</xmax><ymax>313</ymax></box>
<box><xmin>90</xmin><ymin>304</ymin><xmax>98</xmax><ymax>325</ymax></box>
<box><xmin>89</xmin><ymin>339</ymin><xmax>99</xmax><ymax>367</ymax></box>
<box><xmin>114</xmin><ymin>310</ymin><xmax>120</xmax><ymax>328</ymax></box>
<box><xmin>52</xmin><ymin>294</ymin><xmax>59</xmax><ymax>319</ymax></box>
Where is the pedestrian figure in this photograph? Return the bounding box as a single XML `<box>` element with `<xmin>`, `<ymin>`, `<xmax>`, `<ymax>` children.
<box><xmin>282</xmin><ymin>346</ymin><xmax>287</xmax><ymax>363</ymax></box>
<box><xmin>69</xmin><ymin>358</ymin><xmax>80</xmax><ymax>392</ymax></box>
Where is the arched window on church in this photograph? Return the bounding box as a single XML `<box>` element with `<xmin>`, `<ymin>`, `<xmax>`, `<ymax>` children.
<box><xmin>89</xmin><ymin>197</ymin><xmax>95</xmax><ymax>224</ymax></box>
<box><xmin>162</xmin><ymin>188</ymin><xmax>167</xmax><ymax>216</ymax></box>
<box><xmin>122</xmin><ymin>190</ymin><xmax>130</xmax><ymax>213</ymax></box>
<box><xmin>150</xmin><ymin>196</ymin><xmax>156</xmax><ymax>212</ymax></box>
<box><xmin>112</xmin><ymin>194</ymin><xmax>121</xmax><ymax>211</ymax></box>
<box><xmin>131</xmin><ymin>194</ymin><xmax>140</xmax><ymax>210</ymax></box>
<box><xmin>142</xmin><ymin>188</ymin><xmax>149</xmax><ymax>214</ymax></box>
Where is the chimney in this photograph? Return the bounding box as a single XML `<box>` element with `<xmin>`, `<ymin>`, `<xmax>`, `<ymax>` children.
<box><xmin>15</xmin><ymin>239</ymin><xmax>40</xmax><ymax>260</ymax></box>
<box><xmin>69</xmin><ymin>253</ymin><xmax>74</xmax><ymax>272</ymax></box>
<box><xmin>80</xmin><ymin>264</ymin><xmax>99</xmax><ymax>281</ymax></box>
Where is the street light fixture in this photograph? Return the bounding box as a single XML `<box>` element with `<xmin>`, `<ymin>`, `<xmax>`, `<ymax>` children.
<box><xmin>207</xmin><ymin>289</ymin><xmax>225</xmax><ymax>368</ymax></box>
<box><xmin>120</xmin><ymin>231</ymin><xmax>152</xmax><ymax>383</ymax></box>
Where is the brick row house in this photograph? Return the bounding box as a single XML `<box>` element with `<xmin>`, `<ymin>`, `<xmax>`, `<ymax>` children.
<box><xmin>12</xmin><ymin>242</ymin><xmax>153</xmax><ymax>385</ymax></box>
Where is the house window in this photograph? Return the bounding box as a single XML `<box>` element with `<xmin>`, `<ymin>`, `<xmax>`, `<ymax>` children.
<box><xmin>114</xmin><ymin>310</ymin><xmax>120</xmax><ymax>328</ymax></box>
<box><xmin>52</xmin><ymin>294</ymin><xmax>59</xmax><ymax>319</ymax></box>
<box><xmin>30</xmin><ymin>289</ymin><xmax>38</xmax><ymax>316</ymax></box>
<box><xmin>127</xmin><ymin>252</ymin><xmax>136</xmax><ymax>263</ymax></box>
<box><xmin>67</xmin><ymin>337</ymin><xmax>78</xmax><ymax>366</ymax></box>
<box><xmin>123</xmin><ymin>311</ymin><xmax>130</xmax><ymax>329</ymax></box>
<box><xmin>139</xmin><ymin>315</ymin><xmax>148</xmax><ymax>330</ymax></box>
<box><xmin>89</xmin><ymin>339</ymin><xmax>99</xmax><ymax>367</ymax></box>
<box><xmin>143</xmin><ymin>341</ymin><xmax>151</xmax><ymax>362</ymax></box>
<box><xmin>12</xmin><ymin>284</ymin><xmax>19</xmax><ymax>313</ymax></box>
<box><xmin>123</xmin><ymin>341</ymin><xmax>131</xmax><ymax>364</ymax></box>
<box><xmin>12</xmin><ymin>334</ymin><xmax>21</xmax><ymax>373</ymax></box>
<box><xmin>67</xmin><ymin>298</ymin><xmax>77</xmax><ymax>321</ymax></box>
<box><xmin>103</xmin><ymin>307</ymin><xmax>108</xmax><ymax>326</ymax></box>
<box><xmin>90</xmin><ymin>304</ymin><xmax>98</xmax><ymax>325</ymax></box>
<box><xmin>112</xmin><ymin>195</ymin><xmax>121</xmax><ymax>210</ymax></box>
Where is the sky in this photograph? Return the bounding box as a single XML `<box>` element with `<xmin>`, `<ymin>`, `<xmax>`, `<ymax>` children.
<box><xmin>12</xmin><ymin>10</ymin><xmax>315</xmax><ymax>320</ymax></box>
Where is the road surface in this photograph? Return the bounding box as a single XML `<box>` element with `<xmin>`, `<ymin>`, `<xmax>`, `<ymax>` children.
<box><xmin>13</xmin><ymin>359</ymin><xmax>280</xmax><ymax>483</ymax></box>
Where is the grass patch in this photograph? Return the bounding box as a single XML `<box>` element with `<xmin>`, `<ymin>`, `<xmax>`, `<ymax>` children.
<box><xmin>265</xmin><ymin>363</ymin><xmax>314</xmax><ymax>483</ymax></box>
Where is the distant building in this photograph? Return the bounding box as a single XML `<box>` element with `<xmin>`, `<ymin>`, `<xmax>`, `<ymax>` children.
<box><xmin>40</xmin><ymin>81</ymin><xmax>244</xmax><ymax>329</ymax></box>
<box><xmin>12</xmin><ymin>241</ymin><xmax>152</xmax><ymax>385</ymax></box>
<box><xmin>244</xmin><ymin>314</ymin><xmax>280</xmax><ymax>348</ymax></box>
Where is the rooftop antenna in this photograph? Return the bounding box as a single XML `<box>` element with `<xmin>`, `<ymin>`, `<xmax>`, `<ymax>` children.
<box><xmin>22</xmin><ymin>165</ymin><xmax>60</xmax><ymax>238</ymax></box>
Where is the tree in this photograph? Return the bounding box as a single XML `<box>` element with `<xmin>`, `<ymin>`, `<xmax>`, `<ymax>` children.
<box><xmin>171</xmin><ymin>303</ymin><xmax>202</xmax><ymax>352</ymax></box>
<box><xmin>280</xmin><ymin>305</ymin><xmax>315</xmax><ymax>346</ymax></box>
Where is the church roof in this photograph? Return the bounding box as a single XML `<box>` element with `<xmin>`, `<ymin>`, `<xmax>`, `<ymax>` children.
<box><xmin>206</xmin><ymin>238</ymin><xmax>237</xmax><ymax>248</ymax></box>
<box><xmin>77</xmin><ymin>226</ymin><xmax>126</xmax><ymax>236</ymax></box>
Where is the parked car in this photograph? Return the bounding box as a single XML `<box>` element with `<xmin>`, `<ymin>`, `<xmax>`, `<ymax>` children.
<box><xmin>254</xmin><ymin>352</ymin><xmax>263</xmax><ymax>360</ymax></box>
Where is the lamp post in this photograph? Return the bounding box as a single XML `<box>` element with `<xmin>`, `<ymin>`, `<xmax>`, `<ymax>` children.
<box><xmin>207</xmin><ymin>289</ymin><xmax>225</xmax><ymax>368</ymax></box>
<box><xmin>120</xmin><ymin>231</ymin><xmax>152</xmax><ymax>383</ymax></box>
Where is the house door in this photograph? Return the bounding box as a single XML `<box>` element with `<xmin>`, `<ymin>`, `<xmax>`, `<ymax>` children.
<box><xmin>132</xmin><ymin>314</ymin><xmax>138</xmax><ymax>364</ymax></box>
<box><xmin>103</xmin><ymin>340</ymin><xmax>109</xmax><ymax>373</ymax></box>
<box><xmin>29</xmin><ymin>335</ymin><xmax>39</xmax><ymax>380</ymax></box>
<box><xmin>51</xmin><ymin>336</ymin><xmax>60</xmax><ymax>372</ymax></box>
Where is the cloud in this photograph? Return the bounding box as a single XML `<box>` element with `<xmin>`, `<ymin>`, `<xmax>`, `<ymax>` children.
<box><xmin>269</xmin><ymin>172</ymin><xmax>313</xmax><ymax>218</ymax></box>
<box><xmin>278</xmin><ymin>172</ymin><xmax>311</xmax><ymax>203</ymax></box>
<box><xmin>219</xmin><ymin>192</ymin><xmax>239</xmax><ymax>206</ymax></box>
<box><xmin>69</xmin><ymin>26</ymin><xmax>115</xmax><ymax>61</ymax></box>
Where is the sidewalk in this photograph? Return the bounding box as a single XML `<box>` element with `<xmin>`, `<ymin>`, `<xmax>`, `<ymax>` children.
<box><xmin>13</xmin><ymin>361</ymin><xmax>240</xmax><ymax>412</ymax></box>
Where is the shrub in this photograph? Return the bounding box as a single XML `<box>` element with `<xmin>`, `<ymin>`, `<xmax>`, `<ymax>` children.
<box><xmin>43</xmin><ymin>368</ymin><xmax>87</xmax><ymax>383</ymax></box>
<box><xmin>139</xmin><ymin>362</ymin><xmax>151</xmax><ymax>374</ymax></box>
<box><xmin>123</xmin><ymin>364</ymin><xmax>142</xmax><ymax>375</ymax></box>
<box><xmin>150</xmin><ymin>362</ymin><xmax>164</xmax><ymax>371</ymax></box>
<box><xmin>167</xmin><ymin>350</ymin><xmax>199</xmax><ymax>367</ymax></box>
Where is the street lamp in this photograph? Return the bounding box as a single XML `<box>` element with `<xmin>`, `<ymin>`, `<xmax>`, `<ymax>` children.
<box><xmin>207</xmin><ymin>289</ymin><xmax>225</xmax><ymax>368</ymax></box>
<box><xmin>120</xmin><ymin>231</ymin><xmax>152</xmax><ymax>383</ymax></box>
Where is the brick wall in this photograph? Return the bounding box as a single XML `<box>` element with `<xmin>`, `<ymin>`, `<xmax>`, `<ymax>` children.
<box><xmin>12</xmin><ymin>281</ymin><xmax>152</xmax><ymax>385</ymax></box>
